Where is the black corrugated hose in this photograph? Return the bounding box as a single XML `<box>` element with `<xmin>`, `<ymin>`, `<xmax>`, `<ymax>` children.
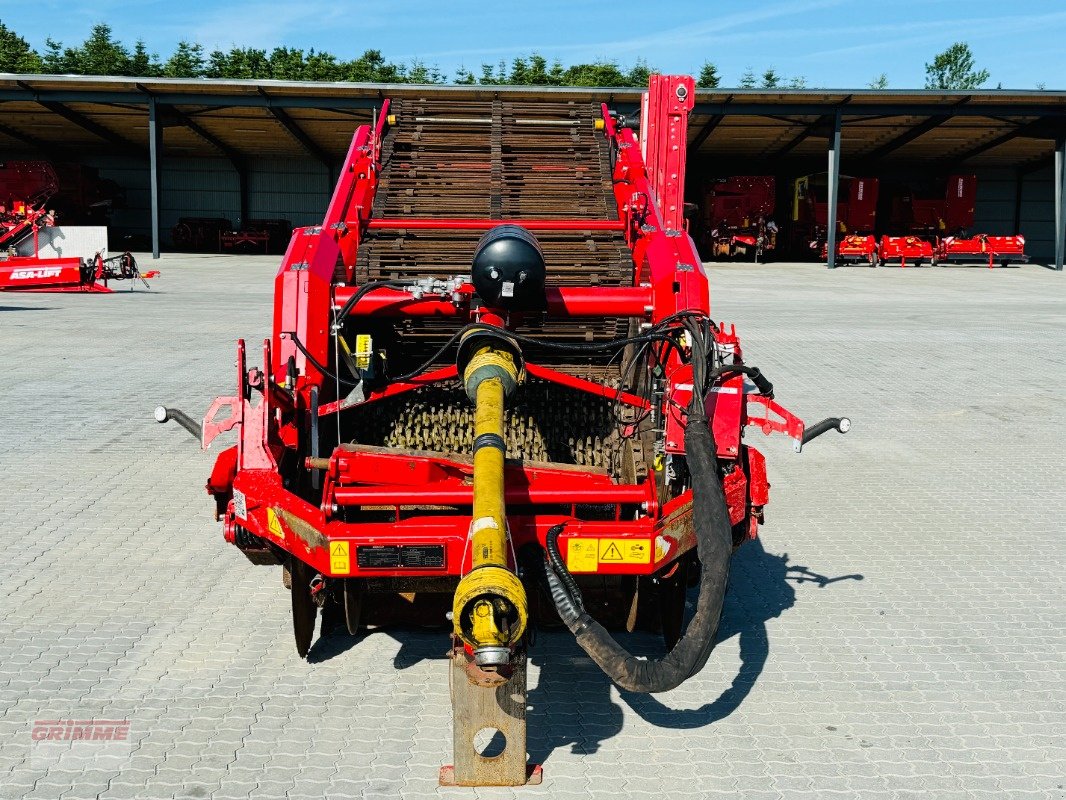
<box><xmin>543</xmin><ymin>317</ymin><xmax>734</xmax><ymax>693</ymax></box>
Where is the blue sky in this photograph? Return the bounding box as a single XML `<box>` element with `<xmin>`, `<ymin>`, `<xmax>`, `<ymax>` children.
<box><xmin>4</xmin><ymin>0</ymin><xmax>1065</xmax><ymax>88</ymax></box>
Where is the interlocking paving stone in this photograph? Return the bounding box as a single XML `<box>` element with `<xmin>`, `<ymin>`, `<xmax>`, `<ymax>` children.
<box><xmin>1</xmin><ymin>255</ymin><xmax>1063</xmax><ymax>799</ymax></box>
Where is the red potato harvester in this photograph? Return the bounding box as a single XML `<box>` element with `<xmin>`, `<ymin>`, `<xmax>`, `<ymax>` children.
<box><xmin>158</xmin><ymin>76</ymin><xmax>850</xmax><ymax>786</ymax></box>
<box><xmin>699</xmin><ymin>176</ymin><xmax>777</xmax><ymax>262</ymax></box>
<box><xmin>0</xmin><ymin>161</ymin><xmax>155</xmax><ymax>292</ymax></box>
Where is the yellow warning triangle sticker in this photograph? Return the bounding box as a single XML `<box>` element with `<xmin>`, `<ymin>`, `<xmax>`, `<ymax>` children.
<box><xmin>267</xmin><ymin>508</ymin><xmax>284</xmax><ymax>540</ymax></box>
<box><xmin>600</xmin><ymin>543</ymin><xmax>624</xmax><ymax>561</ymax></box>
<box><xmin>330</xmin><ymin>541</ymin><xmax>350</xmax><ymax>574</ymax></box>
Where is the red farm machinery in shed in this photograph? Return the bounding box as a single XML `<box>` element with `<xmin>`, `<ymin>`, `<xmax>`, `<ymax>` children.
<box><xmin>883</xmin><ymin>174</ymin><xmax>1027</xmax><ymax>268</ymax></box>
<box><xmin>698</xmin><ymin>175</ymin><xmax>777</xmax><ymax>262</ymax></box>
<box><xmin>159</xmin><ymin>76</ymin><xmax>849</xmax><ymax>786</ymax></box>
<box><xmin>0</xmin><ymin>160</ymin><xmax>153</xmax><ymax>292</ymax></box>
<box><xmin>791</xmin><ymin>173</ymin><xmax>880</xmax><ymax>266</ymax></box>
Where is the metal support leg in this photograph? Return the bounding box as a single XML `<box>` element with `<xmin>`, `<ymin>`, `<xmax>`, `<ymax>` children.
<box><xmin>440</xmin><ymin>646</ymin><xmax>540</xmax><ymax>786</ymax></box>
<box><xmin>1055</xmin><ymin>136</ymin><xmax>1065</xmax><ymax>271</ymax></box>
<box><xmin>148</xmin><ymin>97</ymin><xmax>163</xmax><ymax>260</ymax></box>
<box><xmin>826</xmin><ymin>110</ymin><xmax>842</xmax><ymax>269</ymax></box>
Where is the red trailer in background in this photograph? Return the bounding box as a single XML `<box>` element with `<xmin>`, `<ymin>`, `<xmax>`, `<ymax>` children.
<box><xmin>698</xmin><ymin>176</ymin><xmax>776</xmax><ymax>261</ymax></box>
<box><xmin>792</xmin><ymin>174</ymin><xmax>879</xmax><ymax>266</ymax></box>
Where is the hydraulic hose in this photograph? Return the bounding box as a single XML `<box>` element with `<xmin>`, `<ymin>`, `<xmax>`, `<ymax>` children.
<box><xmin>710</xmin><ymin>363</ymin><xmax>774</xmax><ymax>398</ymax></box>
<box><xmin>544</xmin><ymin>316</ymin><xmax>734</xmax><ymax>693</ymax></box>
<box><xmin>545</xmin><ymin>415</ymin><xmax>732</xmax><ymax>693</ymax></box>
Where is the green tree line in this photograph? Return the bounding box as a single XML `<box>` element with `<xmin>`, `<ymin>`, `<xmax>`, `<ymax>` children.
<box><xmin>0</xmin><ymin>21</ymin><xmax>667</xmax><ymax>86</ymax></box>
<box><xmin>0</xmin><ymin>20</ymin><xmax>998</xmax><ymax>90</ymax></box>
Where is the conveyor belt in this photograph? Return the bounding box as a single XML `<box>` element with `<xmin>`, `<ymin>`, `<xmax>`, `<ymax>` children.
<box><xmin>355</xmin><ymin>98</ymin><xmax>633</xmax><ymax>372</ymax></box>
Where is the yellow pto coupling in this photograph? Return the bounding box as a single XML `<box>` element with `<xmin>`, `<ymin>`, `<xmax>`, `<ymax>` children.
<box><xmin>452</xmin><ymin>335</ymin><xmax>527</xmax><ymax>667</ymax></box>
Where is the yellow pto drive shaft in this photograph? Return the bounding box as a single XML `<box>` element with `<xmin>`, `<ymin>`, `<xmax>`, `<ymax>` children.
<box><xmin>451</xmin><ymin>337</ymin><xmax>527</xmax><ymax>668</ymax></box>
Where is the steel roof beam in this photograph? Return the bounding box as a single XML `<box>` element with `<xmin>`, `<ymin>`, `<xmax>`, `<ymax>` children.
<box><xmin>691</xmin><ymin>102</ymin><xmax>1066</xmax><ymax>118</ymax></box>
<box><xmin>949</xmin><ymin>117</ymin><xmax>1058</xmax><ymax>164</ymax></box>
<box><xmin>690</xmin><ymin>114</ymin><xmax>724</xmax><ymax>151</ymax></box>
<box><xmin>266</xmin><ymin>104</ymin><xmax>333</xmax><ymax>169</ymax></box>
<box><xmin>0</xmin><ymin>88</ymin><xmax>381</xmax><ymax>110</ymax></box>
<box><xmin>169</xmin><ymin>108</ymin><xmax>246</xmax><ymax>165</ymax></box>
<box><xmin>4</xmin><ymin>87</ymin><xmax>1066</xmax><ymax>117</ymax></box>
<box><xmin>772</xmin><ymin>113</ymin><xmax>835</xmax><ymax>159</ymax></box>
<box><xmin>38</xmin><ymin>100</ymin><xmax>146</xmax><ymax>154</ymax></box>
<box><xmin>864</xmin><ymin>114</ymin><xmax>950</xmax><ymax>160</ymax></box>
<box><xmin>0</xmin><ymin>118</ymin><xmax>61</xmax><ymax>155</ymax></box>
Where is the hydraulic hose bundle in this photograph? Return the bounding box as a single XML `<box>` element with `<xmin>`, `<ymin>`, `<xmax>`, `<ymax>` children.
<box><xmin>542</xmin><ymin>317</ymin><xmax>735</xmax><ymax>693</ymax></box>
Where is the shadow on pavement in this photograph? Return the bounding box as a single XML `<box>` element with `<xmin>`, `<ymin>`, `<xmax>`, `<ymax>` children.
<box><xmin>617</xmin><ymin>539</ymin><xmax>862</xmax><ymax>730</ymax></box>
<box><xmin>306</xmin><ymin>539</ymin><xmax>862</xmax><ymax>764</ymax></box>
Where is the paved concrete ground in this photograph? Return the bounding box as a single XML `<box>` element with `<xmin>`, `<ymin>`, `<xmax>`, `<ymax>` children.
<box><xmin>0</xmin><ymin>254</ymin><xmax>1063</xmax><ymax>800</ymax></box>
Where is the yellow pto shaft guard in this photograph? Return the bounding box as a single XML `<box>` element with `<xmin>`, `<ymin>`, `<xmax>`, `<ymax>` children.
<box><xmin>452</xmin><ymin>338</ymin><xmax>527</xmax><ymax>665</ymax></box>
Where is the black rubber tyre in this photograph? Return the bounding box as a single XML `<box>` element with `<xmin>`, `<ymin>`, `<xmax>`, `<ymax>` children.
<box><xmin>343</xmin><ymin>579</ymin><xmax>363</xmax><ymax>635</ymax></box>
<box><xmin>290</xmin><ymin>556</ymin><xmax>317</xmax><ymax>658</ymax></box>
<box><xmin>657</xmin><ymin>560</ymin><xmax>691</xmax><ymax>650</ymax></box>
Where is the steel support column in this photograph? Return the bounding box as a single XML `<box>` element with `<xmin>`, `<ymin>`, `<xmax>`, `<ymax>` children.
<box><xmin>1055</xmin><ymin>136</ymin><xmax>1066</xmax><ymax>271</ymax></box>
<box><xmin>826</xmin><ymin>111</ymin><xmax>842</xmax><ymax>269</ymax></box>
<box><xmin>237</xmin><ymin>168</ymin><xmax>249</xmax><ymax>228</ymax></box>
<box><xmin>1013</xmin><ymin>169</ymin><xmax>1024</xmax><ymax>233</ymax></box>
<box><xmin>148</xmin><ymin>97</ymin><xmax>163</xmax><ymax>260</ymax></box>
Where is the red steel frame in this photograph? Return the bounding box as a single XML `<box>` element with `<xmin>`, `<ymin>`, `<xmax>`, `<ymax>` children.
<box><xmin>202</xmin><ymin>77</ymin><xmax>813</xmax><ymax>582</ymax></box>
<box><xmin>937</xmin><ymin>234</ymin><xmax>1027</xmax><ymax>268</ymax></box>
<box><xmin>879</xmin><ymin>235</ymin><xmax>935</xmax><ymax>268</ymax></box>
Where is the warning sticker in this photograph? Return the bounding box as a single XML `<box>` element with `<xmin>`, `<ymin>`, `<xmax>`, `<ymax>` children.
<box><xmin>566</xmin><ymin>539</ymin><xmax>599</xmax><ymax>573</ymax></box>
<box><xmin>330</xmin><ymin>541</ymin><xmax>350</xmax><ymax>575</ymax></box>
<box><xmin>598</xmin><ymin>539</ymin><xmax>651</xmax><ymax>565</ymax></box>
<box><xmin>566</xmin><ymin>538</ymin><xmax>653</xmax><ymax>570</ymax></box>
<box><xmin>266</xmin><ymin>508</ymin><xmax>285</xmax><ymax>541</ymax></box>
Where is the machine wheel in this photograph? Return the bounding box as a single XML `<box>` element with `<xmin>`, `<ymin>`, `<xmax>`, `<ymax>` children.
<box><xmin>282</xmin><ymin>563</ymin><xmax>292</xmax><ymax>589</ymax></box>
<box><xmin>657</xmin><ymin>560</ymin><xmax>691</xmax><ymax>649</ymax></box>
<box><xmin>289</xmin><ymin>556</ymin><xmax>318</xmax><ymax>658</ymax></box>
<box><xmin>869</xmin><ymin>252</ymin><xmax>878</xmax><ymax>268</ymax></box>
<box><xmin>172</xmin><ymin>223</ymin><xmax>193</xmax><ymax>249</ymax></box>
<box><xmin>343</xmin><ymin>579</ymin><xmax>364</xmax><ymax>635</ymax></box>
